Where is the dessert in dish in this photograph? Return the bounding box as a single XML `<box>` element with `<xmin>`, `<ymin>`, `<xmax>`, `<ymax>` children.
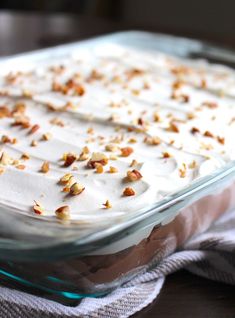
<box><xmin>0</xmin><ymin>38</ymin><xmax>235</xmax><ymax>297</ymax></box>
<box><xmin>0</xmin><ymin>44</ymin><xmax>234</xmax><ymax>226</ymax></box>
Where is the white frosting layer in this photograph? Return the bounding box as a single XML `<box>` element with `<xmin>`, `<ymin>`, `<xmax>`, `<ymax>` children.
<box><xmin>0</xmin><ymin>43</ymin><xmax>234</xmax><ymax>235</ymax></box>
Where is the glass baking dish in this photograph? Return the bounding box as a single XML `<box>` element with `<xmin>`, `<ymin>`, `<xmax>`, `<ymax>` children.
<box><xmin>0</xmin><ymin>31</ymin><xmax>235</xmax><ymax>304</ymax></box>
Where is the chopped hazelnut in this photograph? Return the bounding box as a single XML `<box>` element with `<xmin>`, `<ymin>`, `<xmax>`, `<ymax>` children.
<box><xmin>42</xmin><ymin>132</ymin><xmax>52</xmax><ymax>141</ymax></box>
<box><xmin>123</xmin><ymin>187</ymin><xmax>135</xmax><ymax>196</ymax></box>
<box><xmin>120</xmin><ymin>147</ymin><xmax>134</xmax><ymax>157</ymax></box>
<box><xmin>33</xmin><ymin>202</ymin><xmax>44</xmax><ymax>215</ymax></box>
<box><xmin>191</xmin><ymin>127</ymin><xmax>200</xmax><ymax>134</ymax></box>
<box><xmin>95</xmin><ymin>163</ymin><xmax>104</xmax><ymax>174</ymax></box>
<box><xmin>55</xmin><ymin>206</ymin><xmax>70</xmax><ymax>220</ymax></box>
<box><xmin>41</xmin><ymin>161</ymin><xmax>50</xmax><ymax>173</ymax></box>
<box><xmin>0</xmin><ymin>152</ymin><xmax>13</xmax><ymax>165</ymax></box>
<box><xmin>21</xmin><ymin>153</ymin><xmax>30</xmax><ymax>160</ymax></box>
<box><xmin>59</xmin><ymin>173</ymin><xmax>74</xmax><ymax>185</ymax></box>
<box><xmin>217</xmin><ymin>136</ymin><xmax>225</xmax><ymax>145</ymax></box>
<box><xmin>103</xmin><ymin>200</ymin><xmax>112</xmax><ymax>209</ymax></box>
<box><xmin>87</xmin><ymin>152</ymin><xmax>108</xmax><ymax>168</ymax></box>
<box><xmin>31</xmin><ymin>140</ymin><xmax>38</xmax><ymax>147</ymax></box>
<box><xmin>16</xmin><ymin>164</ymin><xmax>26</xmax><ymax>170</ymax></box>
<box><xmin>144</xmin><ymin>136</ymin><xmax>161</xmax><ymax>145</ymax></box>
<box><xmin>126</xmin><ymin>169</ymin><xmax>142</xmax><ymax>182</ymax></box>
<box><xmin>130</xmin><ymin>159</ymin><xmax>138</xmax><ymax>167</ymax></box>
<box><xmin>105</xmin><ymin>143</ymin><xmax>119</xmax><ymax>152</ymax></box>
<box><xmin>70</xmin><ymin>182</ymin><xmax>85</xmax><ymax>196</ymax></box>
<box><xmin>204</xmin><ymin>131</ymin><xmax>214</xmax><ymax>138</ymax></box>
<box><xmin>162</xmin><ymin>152</ymin><xmax>171</xmax><ymax>158</ymax></box>
<box><xmin>29</xmin><ymin>124</ymin><xmax>40</xmax><ymax>134</ymax></box>
<box><xmin>63</xmin><ymin>153</ymin><xmax>77</xmax><ymax>167</ymax></box>
<box><xmin>109</xmin><ymin>166</ymin><xmax>118</xmax><ymax>173</ymax></box>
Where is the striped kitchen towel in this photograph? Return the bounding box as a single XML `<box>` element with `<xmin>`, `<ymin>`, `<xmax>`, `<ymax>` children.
<box><xmin>0</xmin><ymin>209</ymin><xmax>234</xmax><ymax>318</ymax></box>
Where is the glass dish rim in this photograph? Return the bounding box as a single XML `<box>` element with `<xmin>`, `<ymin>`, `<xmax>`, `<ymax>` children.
<box><xmin>0</xmin><ymin>30</ymin><xmax>235</xmax><ymax>260</ymax></box>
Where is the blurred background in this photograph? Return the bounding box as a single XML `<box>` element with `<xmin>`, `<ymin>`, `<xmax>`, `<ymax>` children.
<box><xmin>0</xmin><ymin>0</ymin><xmax>234</xmax><ymax>55</ymax></box>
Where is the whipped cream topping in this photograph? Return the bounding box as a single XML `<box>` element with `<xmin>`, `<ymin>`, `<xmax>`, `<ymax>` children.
<box><xmin>0</xmin><ymin>43</ymin><xmax>234</xmax><ymax>228</ymax></box>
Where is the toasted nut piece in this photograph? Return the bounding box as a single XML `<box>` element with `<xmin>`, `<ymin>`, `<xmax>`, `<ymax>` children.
<box><xmin>153</xmin><ymin>112</ymin><xmax>161</xmax><ymax>122</ymax></box>
<box><xmin>87</xmin><ymin>127</ymin><xmax>94</xmax><ymax>134</ymax></box>
<box><xmin>0</xmin><ymin>152</ymin><xmax>13</xmax><ymax>165</ymax></box>
<box><xmin>103</xmin><ymin>200</ymin><xmax>112</xmax><ymax>209</ymax></box>
<box><xmin>0</xmin><ymin>106</ymin><xmax>11</xmax><ymax>118</ymax></box>
<box><xmin>95</xmin><ymin>163</ymin><xmax>104</xmax><ymax>174</ymax></box>
<box><xmin>87</xmin><ymin>152</ymin><xmax>108</xmax><ymax>168</ymax></box>
<box><xmin>144</xmin><ymin>136</ymin><xmax>161</xmax><ymax>145</ymax></box>
<box><xmin>162</xmin><ymin>152</ymin><xmax>172</xmax><ymax>158</ymax></box>
<box><xmin>123</xmin><ymin>187</ymin><xmax>135</xmax><ymax>196</ymax></box>
<box><xmin>33</xmin><ymin>202</ymin><xmax>44</xmax><ymax>215</ymax></box>
<box><xmin>167</xmin><ymin>122</ymin><xmax>179</xmax><ymax>133</ymax></box>
<box><xmin>50</xmin><ymin>118</ymin><xmax>64</xmax><ymax>127</ymax></box>
<box><xmin>128</xmin><ymin>138</ymin><xmax>137</xmax><ymax>144</ymax></box>
<box><xmin>109</xmin><ymin>154</ymin><xmax>118</xmax><ymax>160</ymax></box>
<box><xmin>82</xmin><ymin>146</ymin><xmax>90</xmax><ymax>154</ymax></box>
<box><xmin>29</xmin><ymin>124</ymin><xmax>40</xmax><ymax>134</ymax></box>
<box><xmin>179</xmin><ymin>163</ymin><xmax>187</xmax><ymax>178</ymax></box>
<box><xmin>12</xmin><ymin>114</ymin><xmax>30</xmax><ymax>128</ymax></box>
<box><xmin>191</xmin><ymin>127</ymin><xmax>200</xmax><ymax>134</ymax></box>
<box><xmin>16</xmin><ymin>164</ymin><xmax>26</xmax><ymax>170</ymax></box>
<box><xmin>130</xmin><ymin>159</ymin><xmax>138</xmax><ymax>167</ymax></box>
<box><xmin>202</xmin><ymin>101</ymin><xmax>218</xmax><ymax>109</ymax></box>
<box><xmin>120</xmin><ymin>147</ymin><xmax>134</xmax><ymax>157</ymax></box>
<box><xmin>126</xmin><ymin>169</ymin><xmax>142</xmax><ymax>182</ymax></box>
<box><xmin>59</xmin><ymin>173</ymin><xmax>73</xmax><ymax>185</ymax></box>
<box><xmin>204</xmin><ymin>130</ymin><xmax>214</xmax><ymax>138</ymax></box>
<box><xmin>217</xmin><ymin>136</ymin><xmax>225</xmax><ymax>145</ymax></box>
<box><xmin>109</xmin><ymin>166</ymin><xmax>118</xmax><ymax>173</ymax></box>
<box><xmin>21</xmin><ymin>153</ymin><xmax>30</xmax><ymax>160</ymax></box>
<box><xmin>105</xmin><ymin>143</ymin><xmax>119</xmax><ymax>152</ymax></box>
<box><xmin>77</xmin><ymin>151</ymin><xmax>89</xmax><ymax>161</ymax></box>
<box><xmin>1</xmin><ymin>135</ymin><xmax>11</xmax><ymax>143</ymax></box>
<box><xmin>70</xmin><ymin>182</ymin><xmax>85</xmax><ymax>196</ymax></box>
<box><xmin>55</xmin><ymin>206</ymin><xmax>70</xmax><ymax>220</ymax></box>
<box><xmin>0</xmin><ymin>167</ymin><xmax>5</xmax><ymax>175</ymax></box>
<box><xmin>42</xmin><ymin>132</ymin><xmax>52</xmax><ymax>141</ymax></box>
<box><xmin>31</xmin><ymin>140</ymin><xmax>38</xmax><ymax>147</ymax></box>
<box><xmin>63</xmin><ymin>153</ymin><xmax>77</xmax><ymax>167</ymax></box>
<box><xmin>41</xmin><ymin>161</ymin><xmax>50</xmax><ymax>173</ymax></box>
<box><xmin>188</xmin><ymin>160</ymin><xmax>197</xmax><ymax>169</ymax></box>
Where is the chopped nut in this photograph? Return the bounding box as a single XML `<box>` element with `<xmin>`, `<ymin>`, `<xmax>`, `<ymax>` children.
<box><xmin>29</xmin><ymin>124</ymin><xmax>40</xmax><ymax>134</ymax></box>
<box><xmin>188</xmin><ymin>160</ymin><xmax>197</xmax><ymax>169</ymax></box>
<box><xmin>87</xmin><ymin>127</ymin><xmax>94</xmax><ymax>135</ymax></box>
<box><xmin>128</xmin><ymin>138</ymin><xmax>137</xmax><ymax>144</ymax></box>
<box><xmin>153</xmin><ymin>112</ymin><xmax>161</xmax><ymax>122</ymax></box>
<box><xmin>70</xmin><ymin>182</ymin><xmax>85</xmax><ymax>196</ymax></box>
<box><xmin>187</xmin><ymin>112</ymin><xmax>195</xmax><ymax>120</ymax></box>
<box><xmin>31</xmin><ymin>140</ymin><xmax>38</xmax><ymax>147</ymax></box>
<box><xmin>0</xmin><ymin>152</ymin><xmax>13</xmax><ymax>165</ymax></box>
<box><xmin>167</xmin><ymin>122</ymin><xmax>179</xmax><ymax>133</ymax></box>
<box><xmin>179</xmin><ymin>163</ymin><xmax>187</xmax><ymax>178</ymax></box>
<box><xmin>144</xmin><ymin>136</ymin><xmax>161</xmax><ymax>145</ymax></box>
<box><xmin>12</xmin><ymin>114</ymin><xmax>30</xmax><ymax>128</ymax></box>
<box><xmin>78</xmin><ymin>151</ymin><xmax>89</xmax><ymax>161</ymax></box>
<box><xmin>162</xmin><ymin>152</ymin><xmax>172</xmax><ymax>158</ymax></box>
<box><xmin>103</xmin><ymin>200</ymin><xmax>112</xmax><ymax>209</ymax></box>
<box><xmin>109</xmin><ymin>166</ymin><xmax>118</xmax><ymax>173</ymax></box>
<box><xmin>123</xmin><ymin>187</ymin><xmax>135</xmax><ymax>196</ymax></box>
<box><xmin>55</xmin><ymin>206</ymin><xmax>70</xmax><ymax>220</ymax></box>
<box><xmin>50</xmin><ymin>118</ymin><xmax>64</xmax><ymax>127</ymax></box>
<box><xmin>82</xmin><ymin>146</ymin><xmax>90</xmax><ymax>154</ymax></box>
<box><xmin>0</xmin><ymin>106</ymin><xmax>11</xmax><ymax>118</ymax></box>
<box><xmin>42</xmin><ymin>132</ymin><xmax>52</xmax><ymax>141</ymax></box>
<box><xmin>41</xmin><ymin>161</ymin><xmax>50</xmax><ymax>173</ymax></box>
<box><xmin>87</xmin><ymin>152</ymin><xmax>108</xmax><ymax>168</ymax></box>
<box><xmin>191</xmin><ymin>127</ymin><xmax>200</xmax><ymax>134</ymax></box>
<box><xmin>95</xmin><ymin>163</ymin><xmax>104</xmax><ymax>174</ymax></box>
<box><xmin>109</xmin><ymin>154</ymin><xmax>118</xmax><ymax>160</ymax></box>
<box><xmin>16</xmin><ymin>164</ymin><xmax>26</xmax><ymax>170</ymax></box>
<box><xmin>63</xmin><ymin>153</ymin><xmax>77</xmax><ymax>167</ymax></box>
<box><xmin>202</xmin><ymin>101</ymin><xmax>218</xmax><ymax>109</ymax></box>
<box><xmin>130</xmin><ymin>159</ymin><xmax>138</xmax><ymax>167</ymax></box>
<box><xmin>1</xmin><ymin>135</ymin><xmax>11</xmax><ymax>143</ymax></box>
<box><xmin>217</xmin><ymin>136</ymin><xmax>225</xmax><ymax>145</ymax></box>
<box><xmin>13</xmin><ymin>103</ymin><xmax>26</xmax><ymax>114</ymax></box>
<box><xmin>120</xmin><ymin>147</ymin><xmax>134</xmax><ymax>157</ymax></box>
<box><xmin>126</xmin><ymin>169</ymin><xmax>142</xmax><ymax>182</ymax></box>
<box><xmin>204</xmin><ymin>131</ymin><xmax>214</xmax><ymax>138</ymax></box>
<box><xmin>33</xmin><ymin>201</ymin><xmax>44</xmax><ymax>215</ymax></box>
<box><xmin>59</xmin><ymin>173</ymin><xmax>73</xmax><ymax>185</ymax></box>
<box><xmin>105</xmin><ymin>143</ymin><xmax>119</xmax><ymax>152</ymax></box>
<box><xmin>21</xmin><ymin>153</ymin><xmax>30</xmax><ymax>160</ymax></box>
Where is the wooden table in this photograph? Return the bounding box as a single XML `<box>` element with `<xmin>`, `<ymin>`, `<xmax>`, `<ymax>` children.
<box><xmin>0</xmin><ymin>11</ymin><xmax>235</xmax><ymax>318</ymax></box>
